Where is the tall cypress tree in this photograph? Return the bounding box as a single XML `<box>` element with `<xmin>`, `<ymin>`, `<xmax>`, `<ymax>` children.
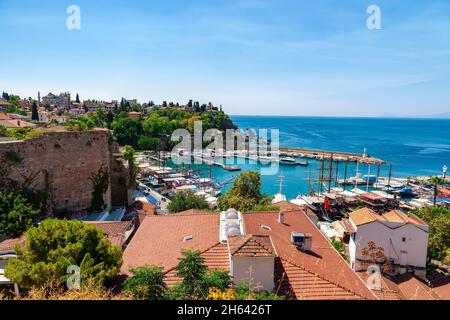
<box><xmin>75</xmin><ymin>93</ymin><xmax>80</xmax><ymax>103</ymax></box>
<box><xmin>31</xmin><ymin>101</ymin><xmax>39</xmax><ymax>121</ymax></box>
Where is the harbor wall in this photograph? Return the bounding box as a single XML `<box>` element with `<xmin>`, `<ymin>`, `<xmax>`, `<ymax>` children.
<box><xmin>0</xmin><ymin>129</ymin><xmax>132</xmax><ymax>213</ymax></box>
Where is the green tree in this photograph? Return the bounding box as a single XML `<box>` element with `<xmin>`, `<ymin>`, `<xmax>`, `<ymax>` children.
<box><xmin>429</xmin><ymin>176</ymin><xmax>446</xmax><ymax>206</ymax></box>
<box><xmin>75</xmin><ymin>93</ymin><xmax>80</xmax><ymax>103</ymax></box>
<box><xmin>0</xmin><ymin>192</ymin><xmax>37</xmax><ymax>237</ymax></box>
<box><xmin>175</xmin><ymin>249</ymin><xmax>207</xmax><ymax>298</ymax></box>
<box><xmin>0</xmin><ymin>124</ymin><xmax>7</xmax><ymax>137</ymax></box>
<box><xmin>124</xmin><ymin>265</ymin><xmax>166</xmax><ymax>300</ymax></box>
<box><xmin>168</xmin><ymin>191</ymin><xmax>210</xmax><ymax>213</ymax></box>
<box><xmin>138</xmin><ymin>136</ymin><xmax>160</xmax><ymax>151</ymax></box>
<box><xmin>5</xmin><ymin>219</ymin><xmax>122</xmax><ymax>288</ymax></box>
<box><xmin>31</xmin><ymin>101</ymin><xmax>39</xmax><ymax>121</ymax></box>
<box><xmin>88</xmin><ymin>167</ymin><xmax>109</xmax><ymax>212</ymax></box>
<box><xmin>110</xmin><ymin>116</ymin><xmax>141</xmax><ymax>147</ymax></box>
<box><xmin>218</xmin><ymin>171</ymin><xmax>275</xmax><ymax>212</ymax></box>
<box><xmin>8</xmin><ymin>95</ymin><xmax>20</xmax><ymax>108</ymax></box>
<box><xmin>414</xmin><ymin>206</ymin><xmax>450</xmax><ymax>262</ymax></box>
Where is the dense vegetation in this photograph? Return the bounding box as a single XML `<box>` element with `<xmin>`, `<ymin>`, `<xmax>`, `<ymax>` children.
<box><xmin>218</xmin><ymin>171</ymin><xmax>277</xmax><ymax>212</ymax></box>
<box><xmin>5</xmin><ymin>219</ymin><xmax>122</xmax><ymax>289</ymax></box>
<box><xmin>168</xmin><ymin>191</ymin><xmax>210</xmax><ymax>213</ymax></box>
<box><xmin>0</xmin><ymin>192</ymin><xmax>38</xmax><ymax>237</ymax></box>
<box><xmin>110</xmin><ymin>108</ymin><xmax>236</xmax><ymax>150</ymax></box>
<box><xmin>123</xmin><ymin>249</ymin><xmax>283</xmax><ymax>300</ymax></box>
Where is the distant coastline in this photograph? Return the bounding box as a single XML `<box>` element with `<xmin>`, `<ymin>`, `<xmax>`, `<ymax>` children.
<box><xmin>230</xmin><ymin>114</ymin><xmax>450</xmax><ymax>119</ymax></box>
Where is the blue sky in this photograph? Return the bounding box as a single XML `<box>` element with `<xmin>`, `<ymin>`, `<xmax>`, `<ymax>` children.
<box><xmin>0</xmin><ymin>0</ymin><xmax>449</xmax><ymax>116</ymax></box>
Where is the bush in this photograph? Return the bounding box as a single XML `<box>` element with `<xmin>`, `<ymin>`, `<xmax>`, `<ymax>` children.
<box><xmin>124</xmin><ymin>265</ymin><xmax>166</xmax><ymax>300</ymax></box>
<box><xmin>175</xmin><ymin>249</ymin><xmax>207</xmax><ymax>298</ymax></box>
<box><xmin>413</xmin><ymin>207</ymin><xmax>450</xmax><ymax>262</ymax></box>
<box><xmin>5</xmin><ymin>219</ymin><xmax>122</xmax><ymax>288</ymax></box>
<box><xmin>168</xmin><ymin>191</ymin><xmax>210</xmax><ymax>213</ymax></box>
<box><xmin>0</xmin><ymin>192</ymin><xmax>37</xmax><ymax>237</ymax></box>
<box><xmin>218</xmin><ymin>171</ymin><xmax>276</xmax><ymax>212</ymax></box>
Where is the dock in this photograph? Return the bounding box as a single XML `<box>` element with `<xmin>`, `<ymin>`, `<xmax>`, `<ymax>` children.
<box><xmin>193</xmin><ymin>155</ymin><xmax>241</xmax><ymax>171</ymax></box>
<box><xmin>278</xmin><ymin>147</ymin><xmax>386</xmax><ymax>165</ymax></box>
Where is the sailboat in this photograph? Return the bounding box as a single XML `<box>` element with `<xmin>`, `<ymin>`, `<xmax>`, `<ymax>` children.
<box><xmin>272</xmin><ymin>173</ymin><xmax>287</xmax><ymax>204</ymax></box>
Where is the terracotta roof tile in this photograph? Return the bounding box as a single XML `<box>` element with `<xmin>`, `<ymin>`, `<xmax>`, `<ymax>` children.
<box><xmin>349</xmin><ymin>207</ymin><xmax>383</xmax><ymax>226</ymax></box>
<box><xmin>0</xmin><ymin>236</ymin><xmax>26</xmax><ymax>253</ymax></box>
<box><xmin>273</xmin><ymin>201</ymin><xmax>302</xmax><ymax>212</ymax></box>
<box><xmin>164</xmin><ymin>243</ymin><xmax>229</xmax><ymax>286</ymax></box>
<box><xmin>174</xmin><ymin>209</ymin><xmax>215</xmax><ymax>215</ymax></box>
<box><xmin>228</xmin><ymin>235</ymin><xmax>276</xmax><ymax>257</ymax></box>
<box><xmin>86</xmin><ymin>221</ymin><xmax>134</xmax><ymax>247</ymax></box>
<box><xmin>121</xmin><ymin>212</ymin><xmax>220</xmax><ymax>275</ymax></box>
<box><xmin>276</xmin><ymin>258</ymin><xmax>364</xmax><ymax>300</ymax></box>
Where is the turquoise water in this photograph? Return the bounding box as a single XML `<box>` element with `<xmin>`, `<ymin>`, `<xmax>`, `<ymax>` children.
<box><xmin>172</xmin><ymin>116</ymin><xmax>450</xmax><ymax>199</ymax></box>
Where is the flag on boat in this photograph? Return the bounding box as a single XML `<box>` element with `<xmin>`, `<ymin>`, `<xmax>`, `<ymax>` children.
<box><xmin>324</xmin><ymin>196</ymin><xmax>331</xmax><ymax>211</ymax></box>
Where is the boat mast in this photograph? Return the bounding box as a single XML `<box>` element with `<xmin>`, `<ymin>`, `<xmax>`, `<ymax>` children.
<box><xmin>328</xmin><ymin>154</ymin><xmax>333</xmax><ymax>193</ymax></box>
<box><xmin>366</xmin><ymin>164</ymin><xmax>371</xmax><ymax>192</ymax></box>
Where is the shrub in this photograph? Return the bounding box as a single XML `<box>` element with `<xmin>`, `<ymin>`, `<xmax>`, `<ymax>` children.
<box><xmin>124</xmin><ymin>265</ymin><xmax>166</xmax><ymax>300</ymax></box>
<box><xmin>5</xmin><ymin>219</ymin><xmax>122</xmax><ymax>288</ymax></box>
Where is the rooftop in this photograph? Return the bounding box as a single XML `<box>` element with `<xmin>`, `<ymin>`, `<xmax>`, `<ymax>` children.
<box><xmin>350</xmin><ymin>207</ymin><xmax>427</xmax><ymax>227</ymax></box>
<box><xmin>121</xmin><ymin>212</ymin><xmax>220</xmax><ymax>275</ymax></box>
<box><xmin>85</xmin><ymin>220</ymin><xmax>134</xmax><ymax>247</ymax></box>
<box><xmin>228</xmin><ymin>235</ymin><xmax>276</xmax><ymax>257</ymax></box>
<box><xmin>122</xmin><ymin>210</ymin><xmax>376</xmax><ymax>300</ymax></box>
<box><xmin>0</xmin><ymin>236</ymin><xmax>25</xmax><ymax>254</ymax></box>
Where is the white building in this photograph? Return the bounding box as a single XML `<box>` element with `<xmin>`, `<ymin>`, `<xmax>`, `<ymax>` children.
<box><xmin>227</xmin><ymin>234</ymin><xmax>277</xmax><ymax>291</ymax></box>
<box><xmin>348</xmin><ymin>208</ymin><xmax>429</xmax><ymax>277</ymax></box>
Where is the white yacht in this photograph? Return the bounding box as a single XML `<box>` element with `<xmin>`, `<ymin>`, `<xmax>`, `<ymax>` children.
<box><xmin>272</xmin><ymin>174</ymin><xmax>287</xmax><ymax>204</ymax></box>
<box><xmin>280</xmin><ymin>157</ymin><xmax>297</xmax><ymax>165</ymax></box>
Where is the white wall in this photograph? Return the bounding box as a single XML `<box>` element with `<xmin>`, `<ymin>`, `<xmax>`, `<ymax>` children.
<box><xmin>351</xmin><ymin>221</ymin><xmax>428</xmax><ymax>271</ymax></box>
<box><xmin>230</xmin><ymin>256</ymin><xmax>275</xmax><ymax>291</ymax></box>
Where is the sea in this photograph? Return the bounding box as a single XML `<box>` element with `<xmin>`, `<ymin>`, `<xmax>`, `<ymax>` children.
<box><xmin>171</xmin><ymin>116</ymin><xmax>450</xmax><ymax>199</ymax></box>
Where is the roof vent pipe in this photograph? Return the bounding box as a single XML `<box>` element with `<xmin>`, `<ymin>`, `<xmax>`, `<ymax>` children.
<box><xmin>278</xmin><ymin>212</ymin><xmax>285</xmax><ymax>224</ymax></box>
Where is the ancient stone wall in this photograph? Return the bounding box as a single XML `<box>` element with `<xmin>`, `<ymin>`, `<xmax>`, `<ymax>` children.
<box><xmin>0</xmin><ymin>129</ymin><xmax>131</xmax><ymax>213</ymax></box>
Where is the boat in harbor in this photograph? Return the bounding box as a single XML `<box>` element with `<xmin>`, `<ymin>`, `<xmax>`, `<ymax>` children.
<box><xmin>391</xmin><ymin>187</ymin><xmax>416</xmax><ymax>198</ymax></box>
<box><xmin>272</xmin><ymin>174</ymin><xmax>287</xmax><ymax>204</ymax></box>
<box><xmin>280</xmin><ymin>157</ymin><xmax>297</xmax><ymax>165</ymax></box>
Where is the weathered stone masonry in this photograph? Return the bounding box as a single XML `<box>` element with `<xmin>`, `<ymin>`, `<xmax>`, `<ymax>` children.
<box><xmin>0</xmin><ymin>129</ymin><xmax>132</xmax><ymax>213</ymax></box>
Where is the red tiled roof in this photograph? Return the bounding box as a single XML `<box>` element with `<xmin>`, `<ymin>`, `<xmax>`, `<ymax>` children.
<box><xmin>121</xmin><ymin>212</ymin><xmax>220</xmax><ymax>275</ymax></box>
<box><xmin>0</xmin><ymin>100</ymin><xmax>12</xmax><ymax>106</ymax></box>
<box><xmin>228</xmin><ymin>235</ymin><xmax>276</xmax><ymax>257</ymax></box>
<box><xmin>0</xmin><ymin>113</ymin><xmax>10</xmax><ymax>120</ymax></box>
<box><xmin>0</xmin><ymin>119</ymin><xmax>37</xmax><ymax>129</ymax></box>
<box><xmin>174</xmin><ymin>209</ymin><xmax>214</xmax><ymax>215</ymax></box>
<box><xmin>243</xmin><ymin>211</ymin><xmax>376</xmax><ymax>300</ymax></box>
<box><xmin>275</xmin><ymin>258</ymin><xmax>364</xmax><ymax>300</ymax></box>
<box><xmin>273</xmin><ymin>201</ymin><xmax>302</xmax><ymax>212</ymax></box>
<box><xmin>164</xmin><ymin>243</ymin><xmax>229</xmax><ymax>286</ymax></box>
<box><xmin>0</xmin><ymin>236</ymin><xmax>26</xmax><ymax>253</ymax></box>
<box><xmin>86</xmin><ymin>221</ymin><xmax>134</xmax><ymax>247</ymax></box>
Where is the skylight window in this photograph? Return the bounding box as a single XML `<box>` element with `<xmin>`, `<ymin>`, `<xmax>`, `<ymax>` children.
<box><xmin>260</xmin><ymin>224</ymin><xmax>272</xmax><ymax>231</ymax></box>
<box><xmin>183</xmin><ymin>235</ymin><xmax>193</xmax><ymax>242</ymax></box>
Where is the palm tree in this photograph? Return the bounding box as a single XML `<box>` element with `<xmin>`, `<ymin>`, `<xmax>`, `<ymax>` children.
<box><xmin>429</xmin><ymin>176</ymin><xmax>445</xmax><ymax>206</ymax></box>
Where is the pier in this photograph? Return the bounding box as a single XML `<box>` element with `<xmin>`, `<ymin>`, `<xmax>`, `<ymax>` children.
<box><xmin>192</xmin><ymin>155</ymin><xmax>241</xmax><ymax>171</ymax></box>
<box><xmin>278</xmin><ymin>147</ymin><xmax>386</xmax><ymax>165</ymax></box>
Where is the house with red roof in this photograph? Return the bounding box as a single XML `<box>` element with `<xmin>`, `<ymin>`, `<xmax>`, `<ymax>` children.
<box><xmin>121</xmin><ymin>208</ymin><xmax>377</xmax><ymax>300</ymax></box>
<box><xmin>349</xmin><ymin>208</ymin><xmax>429</xmax><ymax>278</ymax></box>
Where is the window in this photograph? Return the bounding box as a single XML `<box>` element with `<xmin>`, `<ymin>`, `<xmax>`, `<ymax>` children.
<box><xmin>183</xmin><ymin>235</ymin><xmax>193</xmax><ymax>242</ymax></box>
<box><xmin>402</xmin><ymin>237</ymin><xmax>406</xmax><ymax>242</ymax></box>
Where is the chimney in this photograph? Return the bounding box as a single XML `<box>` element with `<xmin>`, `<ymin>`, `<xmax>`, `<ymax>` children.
<box><xmin>278</xmin><ymin>212</ymin><xmax>285</xmax><ymax>224</ymax></box>
<box><xmin>17</xmin><ymin>120</ymin><xmax>21</xmax><ymax>127</ymax></box>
